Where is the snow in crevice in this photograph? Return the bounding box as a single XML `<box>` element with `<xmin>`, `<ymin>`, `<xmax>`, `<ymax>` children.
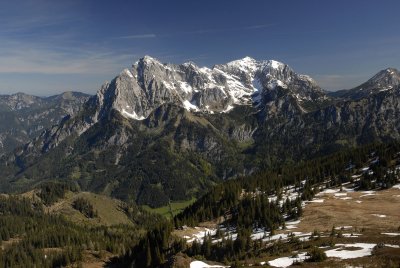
<box><xmin>182</xmin><ymin>100</ymin><xmax>199</xmax><ymax>112</ymax></box>
<box><xmin>252</xmin><ymin>77</ymin><xmax>263</xmax><ymax>91</ymax></box>
<box><xmin>222</xmin><ymin>105</ymin><xmax>234</xmax><ymax>113</ymax></box>
<box><xmin>124</xmin><ymin>69</ymin><xmax>134</xmax><ymax>78</ymax></box>
<box><xmin>178</xmin><ymin>81</ymin><xmax>194</xmax><ymax>93</ymax></box>
<box><xmin>121</xmin><ymin>108</ymin><xmax>146</xmax><ymax>120</ymax></box>
<box><xmin>267</xmin><ymin>59</ymin><xmax>285</xmax><ymax>70</ymax></box>
<box><xmin>267</xmin><ymin>79</ymin><xmax>287</xmax><ymax>90</ymax></box>
<box><xmin>162</xmin><ymin>81</ymin><xmax>175</xmax><ymax>90</ymax></box>
<box><xmin>225</xmin><ymin>56</ymin><xmax>258</xmax><ymax>73</ymax></box>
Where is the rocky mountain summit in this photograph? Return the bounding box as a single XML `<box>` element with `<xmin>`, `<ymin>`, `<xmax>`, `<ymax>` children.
<box><xmin>1</xmin><ymin>56</ymin><xmax>400</xmax><ymax>207</ymax></box>
<box><xmin>93</xmin><ymin>55</ymin><xmax>327</xmax><ymax>122</ymax></box>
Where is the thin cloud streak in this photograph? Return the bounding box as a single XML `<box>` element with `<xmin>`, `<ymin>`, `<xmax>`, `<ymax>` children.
<box><xmin>118</xmin><ymin>23</ymin><xmax>275</xmax><ymax>39</ymax></box>
<box><xmin>3</xmin><ymin>18</ymin><xmax>328</xmax><ymax>78</ymax></box>
<box><xmin>164</xmin><ymin>23</ymin><xmax>275</xmax><ymax>36</ymax></box>
<box><xmin>241</xmin><ymin>24</ymin><xmax>275</xmax><ymax>30</ymax></box>
<box><xmin>118</xmin><ymin>33</ymin><xmax>157</xmax><ymax>39</ymax></box>
<box><xmin>0</xmin><ymin>41</ymin><xmax>137</xmax><ymax>75</ymax></box>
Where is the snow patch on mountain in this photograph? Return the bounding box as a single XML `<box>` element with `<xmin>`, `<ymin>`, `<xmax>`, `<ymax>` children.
<box><xmin>178</xmin><ymin>81</ymin><xmax>194</xmax><ymax>93</ymax></box>
<box><xmin>124</xmin><ymin>69</ymin><xmax>133</xmax><ymax>78</ymax></box>
<box><xmin>182</xmin><ymin>100</ymin><xmax>199</xmax><ymax>112</ymax></box>
<box><xmin>121</xmin><ymin>108</ymin><xmax>145</xmax><ymax>120</ymax></box>
<box><xmin>225</xmin><ymin>56</ymin><xmax>258</xmax><ymax>73</ymax></box>
<box><xmin>267</xmin><ymin>59</ymin><xmax>285</xmax><ymax>70</ymax></box>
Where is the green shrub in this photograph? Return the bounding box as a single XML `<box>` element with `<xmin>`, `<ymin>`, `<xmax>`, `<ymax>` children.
<box><xmin>306</xmin><ymin>246</ymin><xmax>327</xmax><ymax>262</ymax></box>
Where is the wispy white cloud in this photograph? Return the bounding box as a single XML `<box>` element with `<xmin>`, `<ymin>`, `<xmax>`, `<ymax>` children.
<box><xmin>241</xmin><ymin>24</ymin><xmax>275</xmax><ymax>30</ymax></box>
<box><xmin>0</xmin><ymin>21</ymin><xmax>274</xmax><ymax>76</ymax></box>
<box><xmin>118</xmin><ymin>33</ymin><xmax>157</xmax><ymax>39</ymax></box>
<box><xmin>174</xmin><ymin>23</ymin><xmax>275</xmax><ymax>36</ymax></box>
<box><xmin>0</xmin><ymin>1</ymin><xmax>83</xmax><ymax>35</ymax></box>
<box><xmin>0</xmin><ymin>40</ymin><xmax>137</xmax><ymax>75</ymax></box>
<box><xmin>118</xmin><ymin>23</ymin><xmax>275</xmax><ymax>39</ymax></box>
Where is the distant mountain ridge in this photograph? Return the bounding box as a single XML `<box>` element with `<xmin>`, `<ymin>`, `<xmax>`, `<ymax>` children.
<box><xmin>0</xmin><ymin>91</ymin><xmax>90</xmax><ymax>155</ymax></box>
<box><xmin>1</xmin><ymin>56</ymin><xmax>400</xmax><ymax>208</ymax></box>
<box><xmin>329</xmin><ymin>67</ymin><xmax>400</xmax><ymax>100</ymax></box>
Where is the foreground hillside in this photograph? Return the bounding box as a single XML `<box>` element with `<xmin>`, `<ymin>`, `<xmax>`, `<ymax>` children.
<box><xmin>0</xmin><ymin>184</ymin><xmax>164</xmax><ymax>267</ymax></box>
<box><xmin>176</xmin><ymin>185</ymin><xmax>400</xmax><ymax>268</ymax></box>
<box><xmin>114</xmin><ymin>142</ymin><xmax>400</xmax><ymax>267</ymax></box>
<box><xmin>0</xmin><ymin>142</ymin><xmax>399</xmax><ymax>267</ymax></box>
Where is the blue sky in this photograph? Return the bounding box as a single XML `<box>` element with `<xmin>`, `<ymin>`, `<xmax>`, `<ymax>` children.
<box><xmin>0</xmin><ymin>0</ymin><xmax>399</xmax><ymax>95</ymax></box>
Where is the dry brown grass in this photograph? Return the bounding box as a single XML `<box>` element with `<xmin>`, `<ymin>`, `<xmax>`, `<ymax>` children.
<box><xmin>0</xmin><ymin>237</ymin><xmax>21</xmax><ymax>250</ymax></box>
<box><xmin>79</xmin><ymin>250</ymin><xmax>115</xmax><ymax>268</ymax></box>
<box><xmin>179</xmin><ymin>186</ymin><xmax>400</xmax><ymax>267</ymax></box>
<box><xmin>295</xmin><ymin>187</ymin><xmax>400</xmax><ymax>233</ymax></box>
<box><xmin>47</xmin><ymin>191</ymin><xmax>133</xmax><ymax>226</ymax></box>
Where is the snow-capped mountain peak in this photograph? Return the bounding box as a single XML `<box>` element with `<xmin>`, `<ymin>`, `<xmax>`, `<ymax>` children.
<box><xmin>368</xmin><ymin>67</ymin><xmax>400</xmax><ymax>86</ymax></box>
<box><xmin>224</xmin><ymin>56</ymin><xmax>258</xmax><ymax>73</ymax></box>
<box><xmin>92</xmin><ymin>55</ymin><xmax>326</xmax><ymax>121</ymax></box>
<box><xmin>262</xmin><ymin>59</ymin><xmax>285</xmax><ymax>70</ymax></box>
<box><xmin>333</xmin><ymin>67</ymin><xmax>400</xmax><ymax>100</ymax></box>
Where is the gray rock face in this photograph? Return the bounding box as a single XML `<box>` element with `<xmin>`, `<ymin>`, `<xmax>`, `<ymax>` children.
<box><xmin>92</xmin><ymin>56</ymin><xmax>327</xmax><ymax>122</ymax></box>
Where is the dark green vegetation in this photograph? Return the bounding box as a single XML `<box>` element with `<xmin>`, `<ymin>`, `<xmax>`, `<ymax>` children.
<box><xmin>114</xmin><ymin>142</ymin><xmax>400</xmax><ymax>267</ymax></box>
<box><xmin>142</xmin><ymin>198</ymin><xmax>196</xmax><ymax>219</ymax></box>
<box><xmin>38</xmin><ymin>181</ymin><xmax>79</xmax><ymax>205</ymax></box>
<box><xmin>0</xmin><ymin>105</ymin><xmax>256</xmax><ymax>207</ymax></box>
<box><xmin>306</xmin><ymin>246</ymin><xmax>327</xmax><ymax>262</ymax></box>
<box><xmin>72</xmin><ymin>197</ymin><xmax>98</xmax><ymax>218</ymax></box>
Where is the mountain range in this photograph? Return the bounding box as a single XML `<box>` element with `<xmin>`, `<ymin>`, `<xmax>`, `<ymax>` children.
<box><xmin>0</xmin><ymin>91</ymin><xmax>89</xmax><ymax>155</ymax></box>
<box><xmin>1</xmin><ymin>56</ymin><xmax>400</xmax><ymax>207</ymax></box>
